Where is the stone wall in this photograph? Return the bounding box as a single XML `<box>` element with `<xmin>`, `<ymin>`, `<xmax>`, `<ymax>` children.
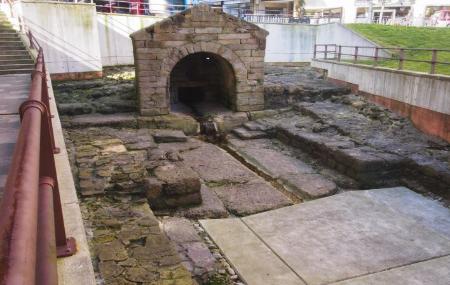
<box><xmin>131</xmin><ymin>4</ymin><xmax>268</xmax><ymax>115</ymax></box>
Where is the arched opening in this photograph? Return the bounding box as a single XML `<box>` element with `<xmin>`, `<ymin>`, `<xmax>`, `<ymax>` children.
<box><xmin>169</xmin><ymin>52</ymin><xmax>236</xmax><ymax>115</ymax></box>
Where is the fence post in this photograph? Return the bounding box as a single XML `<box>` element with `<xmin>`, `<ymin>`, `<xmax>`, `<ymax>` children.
<box><xmin>398</xmin><ymin>48</ymin><xmax>404</xmax><ymax>70</ymax></box>
<box><xmin>374</xmin><ymin>47</ymin><xmax>379</xmax><ymax>66</ymax></box>
<box><xmin>28</xmin><ymin>31</ymin><xmax>33</xmax><ymax>50</ymax></box>
<box><xmin>354</xmin><ymin>46</ymin><xmax>359</xmax><ymax>63</ymax></box>
<box><xmin>324</xmin><ymin>45</ymin><xmax>328</xmax><ymax>59</ymax></box>
<box><xmin>430</xmin><ymin>49</ymin><xmax>437</xmax><ymax>74</ymax></box>
<box><xmin>313</xmin><ymin>45</ymin><xmax>317</xmax><ymax>59</ymax></box>
<box><xmin>338</xmin><ymin>45</ymin><xmax>342</xmax><ymax>61</ymax></box>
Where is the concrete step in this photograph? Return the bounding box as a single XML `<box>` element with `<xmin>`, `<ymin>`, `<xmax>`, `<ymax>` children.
<box><xmin>0</xmin><ymin>55</ymin><xmax>32</xmax><ymax>61</ymax></box>
<box><xmin>0</xmin><ymin>26</ymin><xmax>15</xmax><ymax>32</ymax></box>
<box><xmin>0</xmin><ymin>49</ymin><xmax>29</xmax><ymax>56</ymax></box>
<box><xmin>0</xmin><ymin>33</ymin><xmax>19</xmax><ymax>40</ymax></box>
<box><xmin>0</xmin><ymin>68</ymin><xmax>33</xmax><ymax>75</ymax></box>
<box><xmin>0</xmin><ymin>41</ymin><xmax>25</xmax><ymax>48</ymax></box>
<box><xmin>0</xmin><ymin>58</ymin><xmax>34</xmax><ymax>65</ymax></box>
<box><xmin>0</xmin><ymin>63</ymin><xmax>34</xmax><ymax>71</ymax></box>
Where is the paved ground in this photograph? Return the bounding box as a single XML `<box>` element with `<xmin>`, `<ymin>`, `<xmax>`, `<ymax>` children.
<box><xmin>201</xmin><ymin>187</ymin><xmax>450</xmax><ymax>285</ymax></box>
<box><xmin>0</xmin><ymin>74</ymin><xmax>30</xmax><ymax>194</ymax></box>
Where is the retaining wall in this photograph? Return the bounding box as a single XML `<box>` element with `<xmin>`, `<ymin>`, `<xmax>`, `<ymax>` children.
<box><xmin>97</xmin><ymin>13</ymin><xmax>163</xmax><ymax>66</ymax></box>
<box><xmin>20</xmin><ymin>1</ymin><xmax>102</xmax><ymax>78</ymax></box>
<box><xmin>312</xmin><ymin>59</ymin><xmax>450</xmax><ymax>142</ymax></box>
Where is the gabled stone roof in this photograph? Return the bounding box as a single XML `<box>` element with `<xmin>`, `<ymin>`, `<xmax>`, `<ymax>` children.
<box><xmin>130</xmin><ymin>4</ymin><xmax>268</xmax><ymax>40</ymax></box>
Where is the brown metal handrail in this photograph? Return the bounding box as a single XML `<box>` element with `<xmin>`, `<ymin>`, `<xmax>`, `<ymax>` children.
<box><xmin>314</xmin><ymin>44</ymin><xmax>450</xmax><ymax>75</ymax></box>
<box><xmin>0</xmin><ymin>38</ymin><xmax>76</xmax><ymax>285</ymax></box>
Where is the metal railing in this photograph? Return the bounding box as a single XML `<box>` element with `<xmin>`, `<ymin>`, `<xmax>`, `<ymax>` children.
<box><xmin>0</xmin><ymin>4</ymin><xmax>76</xmax><ymax>285</ymax></box>
<box><xmin>314</xmin><ymin>44</ymin><xmax>450</xmax><ymax>75</ymax></box>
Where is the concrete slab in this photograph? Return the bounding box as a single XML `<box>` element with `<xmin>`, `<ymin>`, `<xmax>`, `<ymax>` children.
<box><xmin>0</xmin><ymin>74</ymin><xmax>30</xmax><ymax>114</ymax></box>
<box><xmin>200</xmin><ymin>218</ymin><xmax>306</xmax><ymax>285</ymax></box>
<box><xmin>331</xmin><ymin>255</ymin><xmax>450</xmax><ymax>285</ymax></box>
<box><xmin>202</xmin><ymin>187</ymin><xmax>450</xmax><ymax>285</ymax></box>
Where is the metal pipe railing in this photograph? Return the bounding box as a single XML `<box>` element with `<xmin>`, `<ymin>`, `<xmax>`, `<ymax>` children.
<box><xmin>0</xmin><ymin>21</ymin><xmax>76</xmax><ymax>285</ymax></box>
<box><xmin>314</xmin><ymin>44</ymin><xmax>450</xmax><ymax>75</ymax></box>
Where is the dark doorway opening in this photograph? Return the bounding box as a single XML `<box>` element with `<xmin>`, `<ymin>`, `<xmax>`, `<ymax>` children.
<box><xmin>169</xmin><ymin>52</ymin><xmax>236</xmax><ymax>116</ymax></box>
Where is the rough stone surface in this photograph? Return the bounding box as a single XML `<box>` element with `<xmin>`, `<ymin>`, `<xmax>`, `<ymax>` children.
<box><xmin>80</xmin><ymin>196</ymin><xmax>194</xmax><ymax>285</ymax></box>
<box><xmin>281</xmin><ymin>173</ymin><xmax>337</xmax><ymax>199</ymax></box>
<box><xmin>162</xmin><ymin>217</ymin><xmax>218</xmax><ymax>283</ymax></box>
<box><xmin>212</xmin><ymin>181</ymin><xmax>292</xmax><ymax>216</ymax></box>
<box><xmin>181</xmin><ymin>141</ymin><xmax>259</xmax><ymax>184</ymax></box>
<box><xmin>228</xmin><ymin>137</ymin><xmax>341</xmax><ymax>199</ymax></box>
<box><xmin>66</xmin><ymin>128</ymin><xmax>155</xmax><ymax>196</ymax></box>
<box><xmin>178</xmin><ymin>139</ymin><xmax>293</xmax><ymax>215</ymax></box>
<box><xmin>149</xmin><ymin>162</ymin><xmax>202</xmax><ymax>209</ymax></box>
<box><xmin>264</xmin><ymin>65</ymin><xmax>349</xmax><ymax>109</ymax></box>
<box><xmin>227</xmin><ymin>92</ymin><xmax>449</xmax><ymax>198</ymax></box>
<box><xmin>53</xmin><ymin>67</ymin><xmax>136</xmax><ymax>116</ymax></box>
<box><xmin>174</xmin><ymin>184</ymin><xmax>229</xmax><ymax>219</ymax></box>
<box><xmin>130</xmin><ymin>4</ymin><xmax>268</xmax><ymax>115</ymax></box>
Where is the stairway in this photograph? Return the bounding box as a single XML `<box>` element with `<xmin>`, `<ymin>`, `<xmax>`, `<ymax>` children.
<box><xmin>0</xmin><ymin>12</ymin><xmax>34</xmax><ymax>75</ymax></box>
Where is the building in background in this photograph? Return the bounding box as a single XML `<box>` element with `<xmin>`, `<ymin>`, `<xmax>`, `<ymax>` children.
<box><xmin>92</xmin><ymin>0</ymin><xmax>450</xmax><ymax>26</ymax></box>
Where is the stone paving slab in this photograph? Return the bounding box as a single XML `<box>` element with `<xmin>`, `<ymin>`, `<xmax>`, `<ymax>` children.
<box><xmin>227</xmin><ymin>137</ymin><xmax>337</xmax><ymax>199</ymax></box>
<box><xmin>202</xmin><ymin>187</ymin><xmax>450</xmax><ymax>285</ymax></box>
<box><xmin>200</xmin><ymin>218</ymin><xmax>306</xmax><ymax>285</ymax></box>
<box><xmin>331</xmin><ymin>255</ymin><xmax>450</xmax><ymax>285</ymax></box>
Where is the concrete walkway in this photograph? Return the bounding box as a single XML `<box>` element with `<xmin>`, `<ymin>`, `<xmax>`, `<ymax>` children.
<box><xmin>201</xmin><ymin>187</ymin><xmax>450</xmax><ymax>285</ymax></box>
<box><xmin>0</xmin><ymin>73</ymin><xmax>30</xmax><ymax>194</ymax></box>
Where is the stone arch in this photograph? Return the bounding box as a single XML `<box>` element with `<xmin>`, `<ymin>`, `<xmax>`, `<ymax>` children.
<box><xmin>161</xmin><ymin>42</ymin><xmax>248</xmax><ymax>111</ymax></box>
<box><xmin>131</xmin><ymin>4</ymin><xmax>268</xmax><ymax>115</ymax></box>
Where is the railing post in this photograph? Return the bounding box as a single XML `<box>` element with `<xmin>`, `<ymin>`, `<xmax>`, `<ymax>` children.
<box><xmin>398</xmin><ymin>48</ymin><xmax>404</xmax><ymax>70</ymax></box>
<box><xmin>28</xmin><ymin>31</ymin><xmax>34</xmax><ymax>50</ymax></box>
<box><xmin>354</xmin><ymin>46</ymin><xmax>359</xmax><ymax>63</ymax></box>
<box><xmin>374</xmin><ymin>47</ymin><xmax>379</xmax><ymax>66</ymax></box>
<box><xmin>430</xmin><ymin>49</ymin><xmax>437</xmax><ymax>74</ymax></box>
<box><xmin>313</xmin><ymin>44</ymin><xmax>317</xmax><ymax>59</ymax></box>
<box><xmin>337</xmin><ymin>45</ymin><xmax>342</xmax><ymax>61</ymax></box>
<box><xmin>324</xmin><ymin>45</ymin><xmax>328</xmax><ymax>59</ymax></box>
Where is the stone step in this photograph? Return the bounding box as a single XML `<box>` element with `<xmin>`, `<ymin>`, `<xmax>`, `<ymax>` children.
<box><xmin>0</xmin><ymin>63</ymin><xmax>34</xmax><ymax>71</ymax></box>
<box><xmin>231</xmin><ymin>127</ymin><xmax>268</xmax><ymax>140</ymax></box>
<box><xmin>242</xmin><ymin>120</ymin><xmax>271</xmax><ymax>132</ymax></box>
<box><xmin>227</xmin><ymin>137</ymin><xmax>339</xmax><ymax>199</ymax></box>
<box><xmin>0</xmin><ymin>68</ymin><xmax>33</xmax><ymax>75</ymax></box>
<box><xmin>276</xmin><ymin>127</ymin><xmax>407</xmax><ymax>187</ymax></box>
<box><xmin>0</xmin><ymin>49</ymin><xmax>29</xmax><ymax>56</ymax></box>
<box><xmin>152</xmin><ymin>129</ymin><xmax>187</xmax><ymax>143</ymax></box>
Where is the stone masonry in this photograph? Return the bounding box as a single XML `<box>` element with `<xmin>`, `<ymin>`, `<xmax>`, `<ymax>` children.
<box><xmin>130</xmin><ymin>4</ymin><xmax>268</xmax><ymax>115</ymax></box>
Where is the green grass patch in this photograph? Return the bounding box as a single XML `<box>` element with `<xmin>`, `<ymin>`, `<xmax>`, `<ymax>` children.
<box><xmin>345</xmin><ymin>24</ymin><xmax>450</xmax><ymax>75</ymax></box>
